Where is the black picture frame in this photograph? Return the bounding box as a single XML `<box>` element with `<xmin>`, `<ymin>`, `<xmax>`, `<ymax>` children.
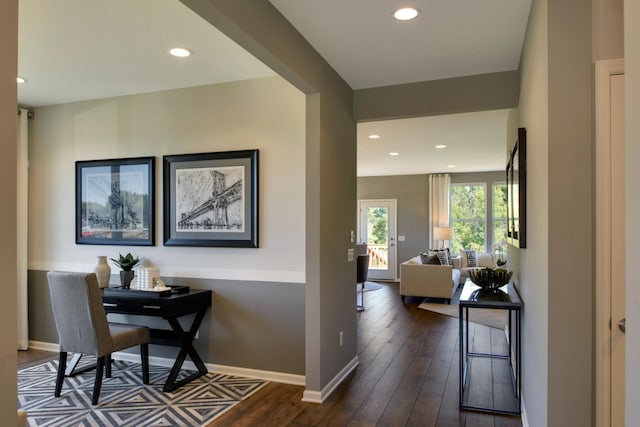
<box><xmin>163</xmin><ymin>149</ymin><xmax>259</xmax><ymax>248</ymax></box>
<box><xmin>506</xmin><ymin>128</ymin><xmax>526</xmax><ymax>248</ymax></box>
<box><xmin>76</xmin><ymin>157</ymin><xmax>155</xmax><ymax>246</ymax></box>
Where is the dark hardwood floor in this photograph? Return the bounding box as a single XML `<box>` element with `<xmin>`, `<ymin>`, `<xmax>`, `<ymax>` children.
<box><xmin>18</xmin><ymin>281</ymin><xmax>522</xmax><ymax>427</ymax></box>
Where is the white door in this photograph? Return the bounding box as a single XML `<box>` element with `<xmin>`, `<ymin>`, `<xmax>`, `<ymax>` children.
<box><xmin>358</xmin><ymin>200</ymin><xmax>397</xmax><ymax>281</ymax></box>
<box><xmin>595</xmin><ymin>60</ymin><xmax>625</xmax><ymax>427</ymax></box>
<box><xmin>609</xmin><ymin>72</ymin><xmax>625</xmax><ymax>427</ymax></box>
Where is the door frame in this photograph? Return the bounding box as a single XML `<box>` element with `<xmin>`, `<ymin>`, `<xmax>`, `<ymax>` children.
<box><xmin>595</xmin><ymin>58</ymin><xmax>624</xmax><ymax>427</ymax></box>
<box><xmin>357</xmin><ymin>199</ymin><xmax>398</xmax><ymax>281</ymax></box>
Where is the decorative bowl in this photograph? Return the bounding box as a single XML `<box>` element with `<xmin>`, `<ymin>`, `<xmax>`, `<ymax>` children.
<box><xmin>468</xmin><ymin>267</ymin><xmax>512</xmax><ymax>290</ymax></box>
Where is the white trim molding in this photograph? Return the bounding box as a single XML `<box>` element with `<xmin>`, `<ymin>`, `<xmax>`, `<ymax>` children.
<box><xmin>301</xmin><ymin>356</ymin><xmax>359</xmax><ymax>404</ymax></box>
<box><xmin>28</xmin><ymin>261</ymin><xmax>305</xmax><ymax>284</ymax></box>
<box><xmin>28</xmin><ymin>340</ymin><xmax>306</xmax><ymax>386</ymax></box>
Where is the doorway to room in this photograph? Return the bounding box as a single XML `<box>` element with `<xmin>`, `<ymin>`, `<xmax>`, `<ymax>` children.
<box><xmin>357</xmin><ymin>199</ymin><xmax>397</xmax><ymax>281</ymax></box>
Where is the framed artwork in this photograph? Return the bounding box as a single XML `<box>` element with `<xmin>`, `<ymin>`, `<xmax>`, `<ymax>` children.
<box><xmin>506</xmin><ymin>127</ymin><xmax>526</xmax><ymax>248</ymax></box>
<box><xmin>76</xmin><ymin>157</ymin><xmax>155</xmax><ymax>246</ymax></box>
<box><xmin>163</xmin><ymin>149</ymin><xmax>259</xmax><ymax>247</ymax></box>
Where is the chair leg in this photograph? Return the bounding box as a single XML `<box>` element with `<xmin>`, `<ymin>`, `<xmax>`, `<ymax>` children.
<box><xmin>54</xmin><ymin>352</ymin><xmax>67</xmax><ymax>397</ymax></box>
<box><xmin>105</xmin><ymin>354</ymin><xmax>112</xmax><ymax>378</ymax></box>
<box><xmin>140</xmin><ymin>343</ymin><xmax>149</xmax><ymax>385</ymax></box>
<box><xmin>92</xmin><ymin>356</ymin><xmax>105</xmax><ymax>405</ymax></box>
<box><xmin>356</xmin><ymin>282</ymin><xmax>365</xmax><ymax>311</ymax></box>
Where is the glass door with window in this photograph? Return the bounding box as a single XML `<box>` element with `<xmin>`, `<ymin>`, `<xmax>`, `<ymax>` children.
<box><xmin>358</xmin><ymin>200</ymin><xmax>397</xmax><ymax>281</ymax></box>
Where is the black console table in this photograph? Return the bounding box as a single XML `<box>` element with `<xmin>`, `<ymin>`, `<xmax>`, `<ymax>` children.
<box><xmin>458</xmin><ymin>281</ymin><xmax>522</xmax><ymax>415</ymax></box>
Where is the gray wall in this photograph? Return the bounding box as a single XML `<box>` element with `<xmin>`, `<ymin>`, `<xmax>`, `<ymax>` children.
<box><xmin>357</xmin><ymin>175</ymin><xmax>428</xmax><ymax>273</ymax></box>
<box><xmin>178</xmin><ymin>0</ymin><xmax>357</xmax><ymax>395</ymax></box>
<box><xmin>357</xmin><ymin>171</ymin><xmax>505</xmax><ymax>274</ymax></box>
<box><xmin>625</xmin><ymin>1</ymin><xmax>640</xmax><ymax>423</ymax></box>
<box><xmin>28</xmin><ymin>271</ymin><xmax>305</xmax><ymax>374</ymax></box>
<box><xmin>354</xmin><ymin>71</ymin><xmax>520</xmax><ymax>121</ymax></box>
<box><xmin>27</xmin><ymin>76</ymin><xmax>308</xmax><ymax>376</ymax></box>
<box><xmin>517</xmin><ymin>0</ymin><xmax>599</xmax><ymax>425</ymax></box>
<box><xmin>0</xmin><ymin>0</ymin><xmax>17</xmax><ymax>423</ymax></box>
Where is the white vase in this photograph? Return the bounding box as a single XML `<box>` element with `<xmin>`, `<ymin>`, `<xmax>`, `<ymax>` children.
<box><xmin>94</xmin><ymin>256</ymin><xmax>111</xmax><ymax>288</ymax></box>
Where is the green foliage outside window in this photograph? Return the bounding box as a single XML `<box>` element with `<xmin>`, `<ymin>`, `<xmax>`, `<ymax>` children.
<box><xmin>451</xmin><ymin>184</ymin><xmax>485</xmax><ymax>253</ymax></box>
<box><xmin>492</xmin><ymin>184</ymin><xmax>508</xmax><ymax>254</ymax></box>
<box><xmin>367</xmin><ymin>207</ymin><xmax>388</xmax><ymax>244</ymax></box>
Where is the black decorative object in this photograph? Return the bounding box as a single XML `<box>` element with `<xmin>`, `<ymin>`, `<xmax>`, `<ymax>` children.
<box><xmin>468</xmin><ymin>267</ymin><xmax>513</xmax><ymax>290</ymax></box>
<box><xmin>76</xmin><ymin>157</ymin><xmax>155</xmax><ymax>246</ymax></box>
<box><xmin>163</xmin><ymin>150</ymin><xmax>259</xmax><ymax>247</ymax></box>
<box><xmin>119</xmin><ymin>271</ymin><xmax>135</xmax><ymax>289</ymax></box>
<box><xmin>506</xmin><ymin>128</ymin><xmax>526</xmax><ymax>248</ymax></box>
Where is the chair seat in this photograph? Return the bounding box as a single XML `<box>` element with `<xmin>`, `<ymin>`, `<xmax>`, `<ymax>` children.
<box><xmin>109</xmin><ymin>323</ymin><xmax>150</xmax><ymax>354</ymax></box>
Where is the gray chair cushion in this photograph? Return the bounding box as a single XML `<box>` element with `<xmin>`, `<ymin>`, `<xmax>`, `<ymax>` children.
<box><xmin>109</xmin><ymin>323</ymin><xmax>150</xmax><ymax>352</ymax></box>
<box><xmin>47</xmin><ymin>271</ymin><xmax>148</xmax><ymax>357</ymax></box>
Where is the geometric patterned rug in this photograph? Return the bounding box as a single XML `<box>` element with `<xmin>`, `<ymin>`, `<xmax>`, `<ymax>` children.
<box><xmin>18</xmin><ymin>358</ymin><xmax>268</xmax><ymax>426</ymax></box>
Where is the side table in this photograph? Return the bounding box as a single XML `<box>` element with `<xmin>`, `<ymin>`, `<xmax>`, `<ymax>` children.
<box><xmin>459</xmin><ymin>280</ymin><xmax>522</xmax><ymax>415</ymax></box>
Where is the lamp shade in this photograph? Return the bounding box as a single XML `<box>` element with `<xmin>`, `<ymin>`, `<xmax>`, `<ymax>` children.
<box><xmin>433</xmin><ymin>226</ymin><xmax>453</xmax><ymax>241</ymax></box>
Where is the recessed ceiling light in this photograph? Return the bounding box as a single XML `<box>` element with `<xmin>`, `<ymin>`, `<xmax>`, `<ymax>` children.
<box><xmin>447</xmin><ymin>164</ymin><xmax>456</xmax><ymax>168</ymax></box>
<box><xmin>368</xmin><ymin>134</ymin><xmax>381</xmax><ymax>139</ymax></box>
<box><xmin>393</xmin><ymin>7</ymin><xmax>419</xmax><ymax>21</ymax></box>
<box><xmin>16</xmin><ymin>76</ymin><xmax>26</xmax><ymax>83</ymax></box>
<box><xmin>389</xmin><ymin>152</ymin><xmax>400</xmax><ymax>156</ymax></box>
<box><xmin>435</xmin><ymin>144</ymin><xmax>447</xmax><ymax>149</ymax></box>
<box><xmin>169</xmin><ymin>47</ymin><xmax>192</xmax><ymax>58</ymax></box>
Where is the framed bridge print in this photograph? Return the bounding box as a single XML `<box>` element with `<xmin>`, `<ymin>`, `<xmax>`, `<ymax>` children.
<box><xmin>163</xmin><ymin>150</ymin><xmax>259</xmax><ymax>247</ymax></box>
<box><xmin>76</xmin><ymin>156</ymin><xmax>155</xmax><ymax>246</ymax></box>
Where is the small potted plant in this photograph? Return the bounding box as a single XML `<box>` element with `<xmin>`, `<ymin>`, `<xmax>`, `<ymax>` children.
<box><xmin>110</xmin><ymin>253</ymin><xmax>140</xmax><ymax>289</ymax></box>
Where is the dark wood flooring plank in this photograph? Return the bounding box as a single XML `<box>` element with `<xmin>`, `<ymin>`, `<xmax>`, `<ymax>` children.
<box><xmin>19</xmin><ymin>281</ymin><xmax>523</xmax><ymax>427</ymax></box>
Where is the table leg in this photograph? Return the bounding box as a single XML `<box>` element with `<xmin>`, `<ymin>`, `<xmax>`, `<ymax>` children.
<box><xmin>459</xmin><ymin>303</ymin><xmax>464</xmax><ymax>407</ymax></box>
<box><xmin>162</xmin><ymin>308</ymin><xmax>208</xmax><ymax>392</ymax></box>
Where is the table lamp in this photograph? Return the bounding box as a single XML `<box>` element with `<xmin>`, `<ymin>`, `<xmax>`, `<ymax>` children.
<box><xmin>433</xmin><ymin>226</ymin><xmax>453</xmax><ymax>249</ymax></box>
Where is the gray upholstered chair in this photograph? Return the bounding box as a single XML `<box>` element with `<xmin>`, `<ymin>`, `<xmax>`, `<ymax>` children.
<box><xmin>47</xmin><ymin>271</ymin><xmax>150</xmax><ymax>405</ymax></box>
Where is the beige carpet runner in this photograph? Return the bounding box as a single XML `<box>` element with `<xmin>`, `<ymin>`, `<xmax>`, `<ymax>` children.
<box><xmin>418</xmin><ymin>288</ymin><xmax>508</xmax><ymax>330</ymax></box>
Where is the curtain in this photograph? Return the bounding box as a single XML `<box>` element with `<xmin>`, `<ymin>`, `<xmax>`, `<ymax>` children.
<box><xmin>17</xmin><ymin>109</ymin><xmax>29</xmax><ymax>350</ymax></box>
<box><xmin>428</xmin><ymin>174</ymin><xmax>451</xmax><ymax>249</ymax></box>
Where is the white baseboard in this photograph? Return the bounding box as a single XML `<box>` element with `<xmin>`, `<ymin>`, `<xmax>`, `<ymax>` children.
<box><xmin>27</xmin><ymin>340</ymin><xmax>305</xmax><ymax>386</ymax></box>
<box><xmin>301</xmin><ymin>356</ymin><xmax>359</xmax><ymax>404</ymax></box>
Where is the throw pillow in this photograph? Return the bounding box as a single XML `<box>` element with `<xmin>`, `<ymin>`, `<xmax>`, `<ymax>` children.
<box><xmin>465</xmin><ymin>249</ymin><xmax>477</xmax><ymax>267</ymax></box>
<box><xmin>428</xmin><ymin>248</ymin><xmax>451</xmax><ymax>266</ymax></box>
<box><xmin>458</xmin><ymin>249</ymin><xmax>468</xmax><ymax>268</ymax></box>
<box><xmin>420</xmin><ymin>252</ymin><xmax>441</xmax><ymax>265</ymax></box>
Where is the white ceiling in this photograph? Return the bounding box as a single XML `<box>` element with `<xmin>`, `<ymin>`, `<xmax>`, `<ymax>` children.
<box><xmin>17</xmin><ymin>0</ymin><xmax>531</xmax><ymax>177</ymax></box>
<box><xmin>357</xmin><ymin>109</ymin><xmax>512</xmax><ymax>177</ymax></box>
<box><xmin>17</xmin><ymin>0</ymin><xmax>275</xmax><ymax>107</ymax></box>
<box><xmin>269</xmin><ymin>0</ymin><xmax>531</xmax><ymax>90</ymax></box>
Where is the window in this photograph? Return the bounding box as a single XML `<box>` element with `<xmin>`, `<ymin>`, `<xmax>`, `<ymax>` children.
<box><xmin>492</xmin><ymin>183</ymin><xmax>508</xmax><ymax>256</ymax></box>
<box><xmin>450</xmin><ymin>184</ymin><xmax>486</xmax><ymax>253</ymax></box>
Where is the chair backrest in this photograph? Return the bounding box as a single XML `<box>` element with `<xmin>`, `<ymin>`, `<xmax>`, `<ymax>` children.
<box><xmin>357</xmin><ymin>254</ymin><xmax>370</xmax><ymax>283</ymax></box>
<box><xmin>47</xmin><ymin>272</ymin><xmax>113</xmax><ymax>357</ymax></box>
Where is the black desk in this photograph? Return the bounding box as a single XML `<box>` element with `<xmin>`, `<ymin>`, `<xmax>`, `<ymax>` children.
<box><xmin>99</xmin><ymin>287</ymin><xmax>212</xmax><ymax>392</ymax></box>
<box><xmin>459</xmin><ymin>281</ymin><xmax>522</xmax><ymax>415</ymax></box>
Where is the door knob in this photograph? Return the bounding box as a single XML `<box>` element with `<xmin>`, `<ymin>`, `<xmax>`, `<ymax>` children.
<box><xmin>618</xmin><ymin>318</ymin><xmax>626</xmax><ymax>333</ymax></box>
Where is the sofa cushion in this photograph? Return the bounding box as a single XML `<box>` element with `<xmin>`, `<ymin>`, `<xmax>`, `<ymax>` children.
<box><xmin>429</xmin><ymin>248</ymin><xmax>451</xmax><ymax>265</ymax></box>
<box><xmin>465</xmin><ymin>249</ymin><xmax>477</xmax><ymax>267</ymax></box>
<box><xmin>420</xmin><ymin>253</ymin><xmax>441</xmax><ymax>265</ymax></box>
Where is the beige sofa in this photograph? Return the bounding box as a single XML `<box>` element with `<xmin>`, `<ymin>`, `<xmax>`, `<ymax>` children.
<box><xmin>399</xmin><ymin>256</ymin><xmax>461</xmax><ymax>304</ymax></box>
<box><xmin>451</xmin><ymin>251</ymin><xmax>500</xmax><ymax>284</ymax></box>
